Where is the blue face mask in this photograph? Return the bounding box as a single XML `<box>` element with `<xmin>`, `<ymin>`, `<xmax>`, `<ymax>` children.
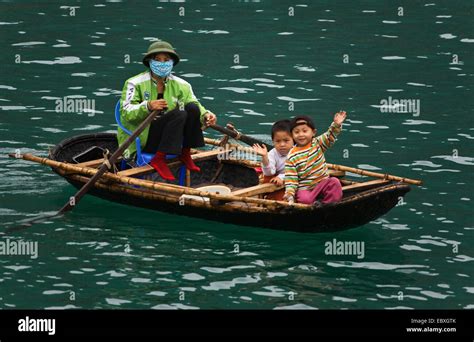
<box><xmin>149</xmin><ymin>59</ymin><xmax>173</xmax><ymax>78</ymax></box>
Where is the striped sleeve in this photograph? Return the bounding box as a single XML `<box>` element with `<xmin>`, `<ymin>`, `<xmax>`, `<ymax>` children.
<box><xmin>284</xmin><ymin>156</ymin><xmax>298</xmax><ymax>197</ymax></box>
<box><xmin>316</xmin><ymin>122</ymin><xmax>342</xmax><ymax>152</ymax></box>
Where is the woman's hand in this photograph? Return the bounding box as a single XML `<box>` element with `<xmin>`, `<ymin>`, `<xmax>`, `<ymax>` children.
<box><xmin>204</xmin><ymin>112</ymin><xmax>217</xmax><ymax>126</ymax></box>
<box><xmin>147</xmin><ymin>99</ymin><xmax>168</xmax><ymax>111</ymax></box>
<box><xmin>270</xmin><ymin>176</ymin><xmax>284</xmax><ymax>187</ymax></box>
<box><xmin>333</xmin><ymin>110</ymin><xmax>347</xmax><ymax>126</ymax></box>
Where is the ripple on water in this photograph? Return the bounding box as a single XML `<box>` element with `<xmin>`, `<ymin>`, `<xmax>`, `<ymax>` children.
<box><xmin>333</xmin><ymin>296</ymin><xmax>357</xmax><ymax>303</ymax></box>
<box><xmin>23</xmin><ymin>57</ymin><xmax>82</xmax><ymax>65</ymax></box>
<box><xmin>252</xmin><ymin>285</ymin><xmax>287</xmax><ymax>298</ymax></box>
<box><xmin>200</xmin><ymin>265</ymin><xmax>255</xmax><ymax>274</ymax></box>
<box><xmin>11</xmin><ymin>41</ymin><xmax>45</xmax><ymax>46</ymax></box>
<box><xmin>182</xmin><ymin>273</ymin><xmax>205</xmax><ymax>281</ymax></box>
<box><xmin>151</xmin><ymin>303</ymin><xmax>199</xmax><ymax>309</ymax></box>
<box><xmin>420</xmin><ymin>290</ymin><xmax>450</xmax><ymax>299</ymax></box>
<box><xmin>42</xmin><ymin>290</ymin><xmax>66</xmax><ymax>295</ymax></box>
<box><xmin>202</xmin><ymin>275</ymin><xmax>260</xmax><ymax>291</ymax></box>
<box><xmin>402</xmin><ymin>119</ymin><xmax>436</xmax><ymax>125</ymax></box>
<box><xmin>242</xmin><ymin>109</ymin><xmax>265</xmax><ymax>116</ymax></box>
<box><xmin>219</xmin><ymin>87</ymin><xmax>254</xmax><ymax>94</ymax></box>
<box><xmin>277</xmin><ymin>96</ymin><xmax>320</xmax><ymax>102</ymax></box>
<box><xmin>294</xmin><ymin>65</ymin><xmax>316</xmax><ymax>72</ymax></box>
<box><xmin>382</xmin><ymin>56</ymin><xmax>406</xmax><ymax>60</ymax></box>
<box><xmin>327</xmin><ymin>261</ymin><xmax>428</xmax><ymax>271</ymax></box>
<box><xmin>431</xmin><ymin>155</ymin><xmax>474</xmax><ymax>166</ymax></box>
<box><xmin>400</xmin><ymin>244</ymin><xmax>431</xmax><ymax>252</ymax></box>
<box><xmin>357</xmin><ymin>164</ymin><xmax>381</xmax><ymax>170</ymax></box>
<box><xmin>105</xmin><ymin>298</ymin><xmax>131</xmax><ymax>306</ymax></box>
<box><xmin>440</xmin><ymin>33</ymin><xmax>457</xmax><ymax>39</ymax></box>
<box><xmin>275</xmin><ymin>303</ymin><xmax>317</xmax><ymax>310</ymax></box>
<box><xmin>45</xmin><ymin>305</ymin><xmax>80</xmax><ymax>310</ymax></box>
<box><xmin>0</xmin><ymin>85</ymin><xmax>17</xmax><ymax>90</ymax></box>
<box><xmin>383</xmin><ymin>223</ymin><xmax>410</xmax><ymax>230</ymax></box>
<box><xmin>147</xmin><ymin>291</ymin><xmax>167</xmax><ymax>297</ymax></box>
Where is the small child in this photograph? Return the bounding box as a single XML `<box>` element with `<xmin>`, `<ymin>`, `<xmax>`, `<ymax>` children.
<box><xmin>253</xmin><ymin>120</ymin><xmax>294</xmax><ymax>200</ymax></box>
<box><xmin>284</xmin><ymin>111</ymin><xmax>347</xmax><ymax>205</ymax></box>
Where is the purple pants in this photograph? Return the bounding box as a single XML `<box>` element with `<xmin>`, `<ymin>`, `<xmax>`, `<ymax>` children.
<box><xmin>296</xmin><ymin>177</ymin><xmax>343</xmax><ymax>204</ymax></box>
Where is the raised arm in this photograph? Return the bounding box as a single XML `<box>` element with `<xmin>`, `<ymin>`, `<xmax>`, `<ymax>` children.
<box><xmin>316</xmin><ymin>111</ymin><xmax>346</xmax><ymax>152</ymax></box>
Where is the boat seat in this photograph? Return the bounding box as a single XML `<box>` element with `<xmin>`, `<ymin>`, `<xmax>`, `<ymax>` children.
<box><xmin>179</xmin><ymin>185</ymin><xmax>232</xmax><ymax>203</ymax></box>
<box><xmin>115</xmin><ymin>100</ymin><xmax>186</xmax><ymax>185</ymax></box>
<box><xmin>73</xmin><ymin>158</ymin><xmax>110</xmax><ymax>169</ymax></box>
<box><xmin>231</xmin><ymin>183</ymin><xmax>283</xmax><ymax>197</ymax></box>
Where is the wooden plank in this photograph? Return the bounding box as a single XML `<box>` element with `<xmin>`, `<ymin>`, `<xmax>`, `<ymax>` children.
<box><xmin>185</xmin><ymin>169</ymin><xmax>191</xmax><ymax>187</ymax></box>
<box><xmin>63</xmin><ymin>158</ymin><xmax>113</xmax><ymax>174</ymax></box>
<box><xmin>328</xmin><ymin>169</ymin><xmax>345</xmax><ymax>178</ymax></box>
<box><xmin>232</xmin><ymin>183</ymin><xmax>283</xmax><ymax>197</ymax></box>
<box><xmin>74</xmin><ymin>158</ymin><xmax>106</xmax><ymax>168</ymax></box>
<box><xmin>117</xmin><ymin>149</ymin><xmax>230</xmax><ymax>178</ymax></box>
<box><xmin>340</xmin><ymin>179</ymin><xmax>360</xmax><ymax>186</ymax></box>
<box><xmin>342</xmin><ymin>179</ymin><xmax>390</xmax><ymax>192</ymax></box>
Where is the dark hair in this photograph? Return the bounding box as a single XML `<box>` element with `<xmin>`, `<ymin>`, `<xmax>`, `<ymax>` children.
<box><xmin>271</xmin><ymin>119</ymin><xmax>292</xmax><ymax>139</ymax></box>
<box><xmin>290</xmin><ymin>115</ymin><xmax>315</xmax><ymax>131</ymax></box>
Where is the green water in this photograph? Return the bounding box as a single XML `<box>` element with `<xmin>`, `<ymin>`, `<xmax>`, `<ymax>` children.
<box><xmin>0</xmin><ymin>0</ymin><xmax>473</xmax><ymax>309</ymax></box>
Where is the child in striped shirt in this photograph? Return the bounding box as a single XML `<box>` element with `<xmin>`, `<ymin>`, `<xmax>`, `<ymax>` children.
<box><xmin>284</xmin><ymin>112</ymin><xmax>347</xmax><ymax>205</ymax></box>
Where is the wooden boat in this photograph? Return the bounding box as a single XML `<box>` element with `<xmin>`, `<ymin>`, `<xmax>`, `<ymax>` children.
<box><xmin>17</xmin><ymin>133</ymin><xmax>414</xmax><ymax>233</ymax></box>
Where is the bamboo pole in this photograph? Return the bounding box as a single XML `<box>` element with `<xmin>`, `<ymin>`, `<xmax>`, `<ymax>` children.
<box><xmin>209</xmin><ymin>124</ymin><xmax>273</xmax><ymax>150</ymax></box>
<box><xmin>204</xmin><ymin>138</ymin><xmax>422</xmax><ymax>185</ymax></box>
<box><xmin>327</xmin><ymin>163</ymin><xmax>422</xmax><ymax>185</ymax></box>
<box><xmin>9</xmin><ymin>153</ymin><xmax>310</xmax><ymax>210</ymax></box>
<box><xmin>69</xmin><ymin>174</ymin><xmax>268</xmax><ymax>214</ymax></box>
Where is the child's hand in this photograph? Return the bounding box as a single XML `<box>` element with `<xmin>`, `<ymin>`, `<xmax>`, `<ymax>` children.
<box><xmin>252</xmin><ymin>144</ymin><xmax>268</xmax><ymax>157</ymax></box>
<box><xmin>283</xmin><ymin>193</ymin><xmax>295</xmax><ymax>204</ymax></box>
<box><xmin>270</xmin><ymin>177</ymin><xmax>284</xmax><ymax>187</ymax></box>
<box><xmin>333</xmin><ymin>111</ymin><xmax>347</xmax><ymax>126</ymax></box>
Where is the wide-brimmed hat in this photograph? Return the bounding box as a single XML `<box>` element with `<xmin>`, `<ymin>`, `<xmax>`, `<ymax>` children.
<box><xmin>142</xmin><ymin>40</ymin><xmax>180</xmax><ymax>67</ymax></box>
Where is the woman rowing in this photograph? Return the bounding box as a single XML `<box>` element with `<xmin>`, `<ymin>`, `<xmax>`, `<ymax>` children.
<box><xmin>118</xmin><ymin>40</ymin><xmax>217</xmax><ymax>180</ymax></box>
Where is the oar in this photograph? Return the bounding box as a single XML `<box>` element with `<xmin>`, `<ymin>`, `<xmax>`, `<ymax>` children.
<box><xmin>57</xmin><ymin>108</ymin><xmax>163</xmax><ymax>214</ymax></box>
<box><xmin>209</xmin><ymin>124</ymin><xmax>273</xmax><ymax>150</ymax></box>
<box><xmin>5</xmin><ymin>107</ymin><xmax>163</xmax><ymax>232</ymax></box>
<box><xmin>209</xmin><ymin>124</ymin><xmax>422</xmax><ymax>186</ymax></box>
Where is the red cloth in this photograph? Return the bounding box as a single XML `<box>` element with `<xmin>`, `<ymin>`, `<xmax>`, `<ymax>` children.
<box><xmin>262</xmin><ymin>175</ymin><xmax>285</xmax><ymax>201</ymax></box>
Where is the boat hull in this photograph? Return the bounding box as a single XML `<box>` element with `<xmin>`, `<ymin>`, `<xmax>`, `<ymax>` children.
<box><xmin>50</xmin><ymin>133</ymin><xmax>411</xmax><ymax>233</ymax></box>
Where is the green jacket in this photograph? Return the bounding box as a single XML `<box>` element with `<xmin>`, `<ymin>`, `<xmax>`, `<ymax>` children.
<box><xmin>117</xmin><ymin>71</ymin><xmax>208</xmax><ymax>157</ymax></box>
